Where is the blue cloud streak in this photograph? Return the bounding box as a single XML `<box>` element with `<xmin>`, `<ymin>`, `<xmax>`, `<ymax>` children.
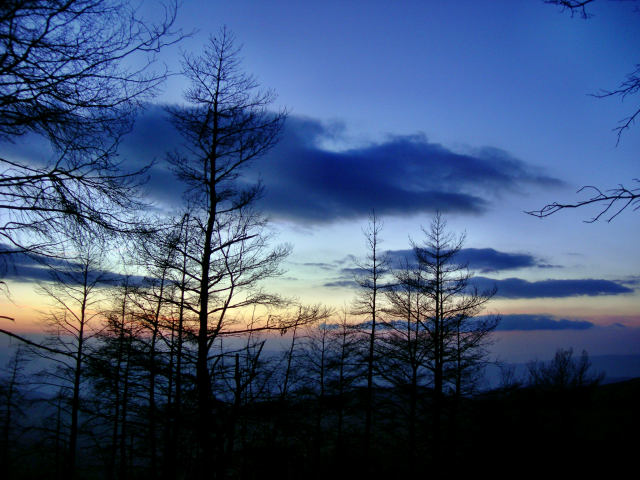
<box><xmin>386</xmin><ymin>247</ymin><xmax>554</xmax><ymax>273</ymax></box>
<box><xmin>474</xmin><ymin>277</ymin><xmax>633</xmax><ymax>299</ymax></box>
<box><xmin>495</xmin><ymin>314</ymin><xmax>594</xmax><ymax>331</ymax></box>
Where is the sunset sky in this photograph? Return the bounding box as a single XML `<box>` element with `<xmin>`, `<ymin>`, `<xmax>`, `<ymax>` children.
<box><xmin>2</xmin><ymin>0</ymin><xmax>639</xmax><ymax>363</ymax></box>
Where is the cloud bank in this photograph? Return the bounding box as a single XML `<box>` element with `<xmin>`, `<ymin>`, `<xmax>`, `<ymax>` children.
<box><xmin>473</xmin><ymin>277</ymin><xmax>633</xmax><ymax>299</ymax></box>
<box><xmin>252</xmin><ymin>117</ymin><xmax>564</xmax><ymax>224</ymax></box>
<box><xmin>0</xmin><ymin>246</ymin><xmax>145</xmax><ymax>286</ymax></box>
<box><xmin>0</xmin><ymin>249</ymin><xmax>54</xmax><ymax>283</ymax></box>
<box><xmin>119</xmin><ymin>109</ymin><xmax>564</xmax><ymax>224</ymax></box>
<box><xmin>317</xmin><ymin>251</ymin><xmax>630</xmax><ymax>299</ymax></box>
<box><xmin>386</xmin><ymin>247</ymin><xmax>554</xmax><ymax>273</ymax></box>
<box><xmin>495</xmin><ymin>314</ymin><xmax>594</xmax><ymax>331</ymax></box>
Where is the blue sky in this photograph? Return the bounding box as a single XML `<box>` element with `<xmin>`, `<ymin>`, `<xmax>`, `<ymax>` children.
<box><xmin>2</xmin><ymin>0</ymin><xmax>639</xmax><ymax>362</ymax></box>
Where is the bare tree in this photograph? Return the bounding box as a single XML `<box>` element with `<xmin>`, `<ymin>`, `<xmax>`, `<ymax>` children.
<box><xmin>298</xmin><ymin>322</ymin><xmax>334</xmax><ymax>464</ymax></box>
<box><xmin>0</xmin><ymin>232</ymin><xmax>117</xmax><ymax>477</ymax></box>
<box><xmin>163</xmin><ymin>27</ymin><xmax>320</xmax><ymax>479</ymax></box>
<box><xmin>135</xmin><ymin>214</ymin><xmax>196</xmax><ymax>480</ymax></box>
<box><xmin>31</xmin><ymin>233</ymin><xmax>113</xmax><ymax>477</ymax></box>
<box><xmin>85</xmin><ymin>276</ymin><xmax>149</xmax><ymax>480</ymax></box>
<box><xmin>0</xmin><ymin>0</ymin><xmax>185</xmax><ymax>259</ymax></box>
<box><xmin>409</xmin><ymin>213</ymin><xmax>498</xmax><ymax>470</ymax></box>
<box><xmin>327</xmin><ymin>307</ymin><xmax>361</xmax><ymax>461</ymax></box>
<box><xmin>0</xmin><ymin>344</ymin><xmax>31</xmax><ymax>476</ymax></box>
<box><xmin>350</xmin><ymin>211</ymin><xmax>390</xmax><ymax>463</ymax></box>
<box><xmin>528</xmin><ymin>181</ymin><xmax>640</xmax><ymax>222</ymax></box>
<box><xmin>379</xmin><ymin>259</ymin><xmax>432</xmax><ymax>477</ymax></box>
<box><xmin>543</xmin><ymin>0</ymin><xmax>639</xmax><ymax>142</ymax></box>
<box><xmin>543</xmin><ymin>1</ymin><xmax>597</xmax><ymax>19</ymax></box>
<box><xmin>527</xmin><ymin>348</ymin><xmax>605</xmax><ymax>391</ymax></box>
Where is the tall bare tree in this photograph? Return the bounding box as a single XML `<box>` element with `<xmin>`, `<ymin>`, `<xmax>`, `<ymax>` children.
<box><xmin>29</xmin><ymin>232</ymin><xmax>113</xmax><ymax>477</ymax></box>
<box><xmin>379</xmin><ymin>259</ymin><xmax>432</xmax><ymax>476</ymax></box>
<box><xmin>409</xmin><ymin>213</ymin><xmax>498</xmax><ymax>471</ymax></box>
<box><xmin>351</xmin><ymin>211</ymin><xmax>390</xmax><ymax>463</ymax></box>
<box><xmin>0</xmin><ymin>344</ymin><xmax>31</xmax><ymax>476</ymax></box>
<box><xmin>327</xmin><ymin>307</ymin><xmax>361</xmax><ymax>462</ymax></box>
<box><xmin>85</xmin><ymin>276</ymin><xmax>147</xmax><ymax>480</ymax></box>
<box><xmin>163</xmin><ymin>27</ymin><xmax>306</xmax><ymax>479</ymax></box>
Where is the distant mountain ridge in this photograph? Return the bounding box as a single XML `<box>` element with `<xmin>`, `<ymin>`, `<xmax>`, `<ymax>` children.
<box><xmin>590</xmin><ymin>354</ymin><xmax>640</xmax><ymax>383</ymax></box>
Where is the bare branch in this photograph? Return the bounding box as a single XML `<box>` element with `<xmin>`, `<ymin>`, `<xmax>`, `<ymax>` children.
<box><xmin>591</xmin><ymin>65</ymin><xmax>640</xmax><ymax>144</ymax></box>
<box><xmin>0</xmin><ymin>328</ymin><xmax>73</xmax><ymax>357</ymax></box>
<box><xmin>543</xmin><ymin>0</ymin><xmax>596</xmax><ymax>19</ymax></box>
<box><xmin>526</xmin><ymin>179</ymin><xmax>640</xmax><ymax>222</ymax></box>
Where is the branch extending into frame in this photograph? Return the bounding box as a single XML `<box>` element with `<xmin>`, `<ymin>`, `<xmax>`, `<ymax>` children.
<box><xmin>543</xmin><ymin>1</ymin><xmax>640</xmax><ymax>143</ymax></box>
<box><xmin>543</xmin><ymin>0</ymin><xmax>596</xmax><ymax>19</ymax></box>
<box><xmin>591</xmin><ymin>65</ymin><xmax>640</xmax><ymax>145</ymax></box>
<box><xmin>526</xmin><ymin>179</ymin><xmax>640</xmax><ymax>222</ymax></box>
<box><xmin>0</xmin><ymin>328</ymin><xmax>73</xmax><ymax>357</ymax></box>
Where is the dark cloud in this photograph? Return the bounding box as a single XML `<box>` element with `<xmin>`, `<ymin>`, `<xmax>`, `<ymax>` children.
<box><xmin>0</xmin><ymin>249</ymin><xmax>55</xmax><ymax>283</ymax></box>
<box><xmin>458</xmin><ymin>248</ymin><xmax>554</xmax><ymax>273</ymax></box>
<box><xmin>495</xmin><ymin>314</ymin><xmax>594</xmax><ymax>331</ymax></box>
<box><xmin>385</xmin><ymin>247</ymin><xmax>555</xmax><ymax>273</ymax></box>
<box><xmin>117</xmin><ymin>104</ymin><xmax>187</xmax><ymax>209</ymax></box>
<box><xmin>0</xmin><ymin>105</ymin><xmax>187</xmax><ymax>212</ymax></box>
<box><xmin>323</xmin><ymin>265</ymin><xmax>380</xmax><ymax>289</ymax></box>
<box><xmin>123</xmin><ymin>110</ymin><xmax>564</xmax><ymax>222</ymax></box>
<box><xmin>384</xmin><ymin>249</ymin><xmax>415</xmax><ymax>268</ymax></box>
<box><xmin>340</xmin><ymin>267</ymin><xmax>371</xmax><ymax>277</ymax></box>
<box><xmin>619</xmin><ymin>276</ymin><xmax>640</xmax><ymax>287</ymax></box>
<box><xmin>473</xmin><ymin>276</ymin><xmax>634</xmax><ymax>299</ymax></box>
<box><xmin>321</xmin><ymin>249</ymin><xmax>629</xmax><ymax>299</ymax></box>
<box><xmin>345</xmin><ymin>314</ymin><xmax>593</xmax><ymax>332</ymax></box>
<box><xmin>324</xmin><ymin>271</ymin><xmax>633</xmax><ymax>299</ymax></box>
<box><xmin>249</xmin><ymin>116</ymin><xmax>564</xmax><ymax>224</ymax></box>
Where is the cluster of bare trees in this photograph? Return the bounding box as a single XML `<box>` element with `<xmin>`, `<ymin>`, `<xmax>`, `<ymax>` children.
<box><xmin>1</xmin><ymin>269</ymin><xmax>500</xmax><ymax>480</ymax></box>
<box><xmin>0</xmin><ymin>2</ymin><xmax>329</xmax><ymax>477</ymax></box>
<box><xmin>0</xmin><ymin>2</ymin><xmax>522</xmax><ymax>479</ymax></box>
<box><xmin>350</xmin><ymin>212</ymin><xmax>500</xmax><ymax>477</ymax></box>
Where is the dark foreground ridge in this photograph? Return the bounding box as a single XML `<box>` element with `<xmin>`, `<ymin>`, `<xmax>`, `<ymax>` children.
<box><xmin>2</xmin><ymin>365</ymin><xmax>638</xmax><ymax>479</ymax></box>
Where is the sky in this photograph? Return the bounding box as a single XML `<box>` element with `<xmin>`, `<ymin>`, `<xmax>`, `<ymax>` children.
<box><xmin>2</xmin><ymin>0</ymin><xmax>640</xmax><ymax>363</ymax></box>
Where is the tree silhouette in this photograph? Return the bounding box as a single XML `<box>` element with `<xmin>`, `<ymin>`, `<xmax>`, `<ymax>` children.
<box><xmin>0</xmin><ymin>344</ymin><xmax>31</xmax><ymax>477</ymax></box>
<box><xmin>379</xmin><ymin>259</ymin><xmax>432</xmax><ymax>476</ymax></box>
<box><xmin>32</xmin><ymin>233</ymin><xmax>113</xmax><ymax>477</ymax></box>
<box><xmin>408</xmin><ymin>213</ymin><xmax>498</xmax><ymax>471</ymax></box>
<box><xmin>350</xmin><ymin>211</ymin><xmax>390</xmax><ymax>464</ymax></box>
<box><xmin>163</xmin><ymin>27</ymin><xmax>312</xmax><ymax>479</ymax></box>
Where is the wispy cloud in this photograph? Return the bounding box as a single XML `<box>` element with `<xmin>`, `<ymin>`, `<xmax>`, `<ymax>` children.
<box><xmin>323</xmin><ymin>279</ymin><xmax>359</xmax><ymax>289</ymax></box>
<box><xmin>293</xmin><ymin>262</ymin><xmax>337</xmax><ymax>271</ymax></box>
